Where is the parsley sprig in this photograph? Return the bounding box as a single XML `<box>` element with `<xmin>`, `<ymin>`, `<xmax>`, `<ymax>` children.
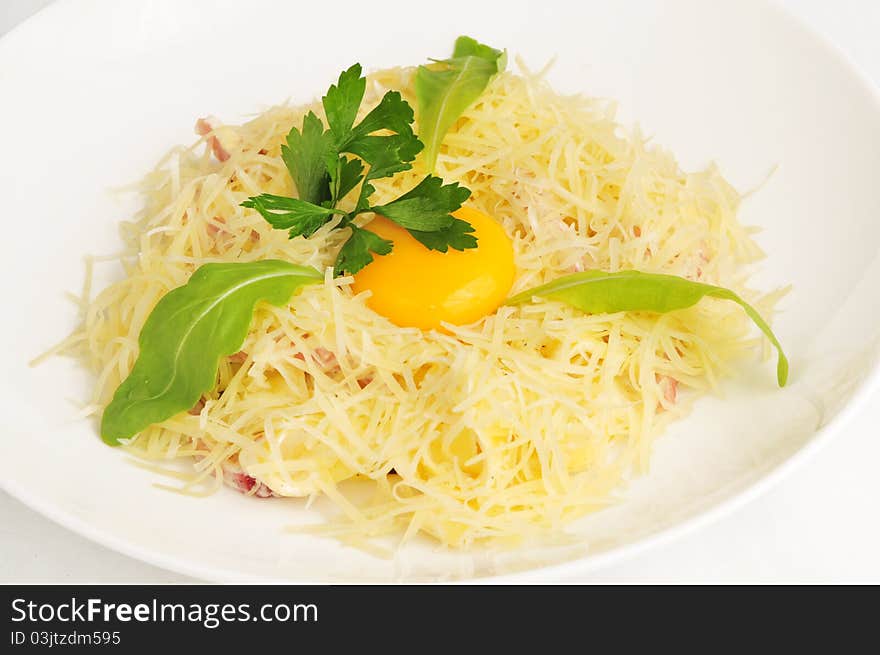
<box><xmin>242</xmin><ymin>64</ymin><xmax>477</xmax><ymax>275</ymax></box>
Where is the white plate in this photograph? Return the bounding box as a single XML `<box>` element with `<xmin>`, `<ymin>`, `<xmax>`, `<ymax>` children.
<box><xmin>1</xmin><ymin>0</ymin><xmax>879</xmax><ymax>582</ymax></box>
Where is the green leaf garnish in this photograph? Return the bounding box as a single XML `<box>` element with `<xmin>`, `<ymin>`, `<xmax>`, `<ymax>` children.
<box><xmin>323</xmin><ymin>63</ymin><xmax>368</xmax><ymax>146</ymax></box>
<box><xmin>408</xmin><ymin>218</ymin><xmax>477</xmax><ymax>253</ymax></box>
<box><xmin>349</xmin><ymin>134</ymin><xmax>425</xmax><ymax>213</ymax></box>
<box><xmin>452</xmin><ymin>35</ymin><xmax>508</xmax><ymax>63</ymax></box>
<box><xmin>343</xmin><ymin>91</ymin><xmax>417</xmax><ymax>150</ymax></box>
<box><xmin>100</xmin><ymin>260</ymin><xmax>322</xmax><ymax>444</ymax></box>
<box><xmin>371</xmin><ymin>176</ymin><xmax>471</xmax><ymax>232</ymax></box>
<box><xmin>243</xmin><ymin>63</ymin><xmax>477</xmax><ymax>276</ymax></box>
<box><xmin>507</xmin><ymin>270</ymin><xmax>788</xmax><ymax>387</ymax></box>
<box><xmin>281</xmin><ymin>111</ymin><xmax>333</xmax><ymax>206</ymax></box>
<box><xmin>325</xmin><ymin>155</ymin><xmax>365</xmax><ymax>207</ymax></box>
<box><xmin>415</xmin><ymin>36</ymin><xmax>506</xmax><ymax>173</ymax></box>
<box><xmin>240</xmin><ymin>194</ymin><xmax>340</xmax><ymax>238</ymax></box>
<box><xmin>334</xmin><ymin>224</ymin><xmax>394</xmax><ymax>276</ymax></box>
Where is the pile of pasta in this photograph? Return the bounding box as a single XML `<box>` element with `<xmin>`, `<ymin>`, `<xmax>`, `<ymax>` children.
<box><xmin>66</xmin><ymin>63</ymin><xmax>780</xmax><ymax>548</ymax></box>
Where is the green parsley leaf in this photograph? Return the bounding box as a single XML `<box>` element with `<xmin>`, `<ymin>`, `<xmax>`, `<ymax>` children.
<box><xmin>323</xmin><ymin>64</ymin><xmax>367</xmax><ymax>147</ymax></box>
<box><xmin>241</xmin><ymin>194</ymin><xmax>338</xmax><ymax>238</ymax></box>
<box><xmin>334</xmin><ymin>224</ymin><xmax>393</xmax><ymax>275</ymax></box>
<box><xmin>341</xmin><ymin>88</ymin><xmax>424</xmax><ymax>213</ymax></box>
<box><xmin>407</xmin><ymin>218</ymin><xmax>477</xmax><ymax>252</ymax></box>
<box><xmin>355</xmin><ymin>182</ymin><xmax>377</xmax><ymax>214</ymax></box>
<box><xmin>325</xmin><ymin>154</ymin><xmax>364</xmax><ymax>206</ymax></box>
<box><xmin>371</xmin><ymin>176</ymin><xmax>471</xmax><ymax>231</ymax></box>
<box><xmin>280</xmin><ymin>111</ymin><xmax>333</xmax><ymax>205</ymax></box>
<box><xmin>350</xmin><ymin>134</ymin><xmax>425</xmax><ymax>212</ymax></box>
<box><xmin>346</xmin><ymin>134</ymin><xmax>424</xmax><ymax>179</ymax></box>
<box><xmin>243</xmin><ymin>62</ymin><xmax>481</xmax><ymax>274</ymax></box>
<box><xmin>344</xmin><ymin>91</ymin><xmax>417</xmax><ymax>147</ymax></box>
<box><xmin>324</xmin><ymin>66</ymin><xmax>419</xmax><ymax>158</ymax></box>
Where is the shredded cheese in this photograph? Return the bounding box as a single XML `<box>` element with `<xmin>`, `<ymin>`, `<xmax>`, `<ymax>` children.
<box><xmin>62</xmin><ymin>62</ymin><xmax>781</xmax><ymax>548</ymax></box>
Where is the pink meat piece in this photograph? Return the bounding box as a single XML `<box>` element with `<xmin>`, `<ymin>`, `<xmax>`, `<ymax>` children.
<box><xmin>206</xmin><ymin>216</ymin><xmax>259</xmax><ymax>244</ymax></box>
<box><xmin>206</xmin><ymin>216</ymin><xmax>226</xmax><ymax>237</ymax></box>
<box><xmin>228</xmin><ymin>350</ymin><xmax>248</xmax><ymax>364</ymax></box>
<box><xmin>195</xmin><ymin>116</ymin><xmax>231</xmax><ymax>162</ymax></box>
<box><xmin>192</xmin><ymin>450</ymin><xmax>277</xmax><ymax>499</ymax></box>
<box><xmin>226</xmin><ymin>470</ymin><xmax>278</xmax><ymax>498</ymax></box>
<box><xmin>657</xmin><ymin>375</ymin><xmax>678</xmax><ymax>404</ymax></box>
<box><xmin>188</xmin><ymin>397</ymin><xmax>206</xmax><ymax>416</ymax></box>
<box><xmin>312</xmin><ymin>346</ymin><xmax>341</xmax><ymax>374</ymax></box>
<box><xmin>695</xmin><ymin>249</ymin><xmax>710</xmax><ymax>280</ymax></box>
<box><xmin>291</xmin><ymin>342</ymin><xmax>371</xmax><ymax>387</ymax></box>
<box><xmin>291</xmin><ymin>343</ymin><xmax>341</xmax><ymax>375</ymax></box>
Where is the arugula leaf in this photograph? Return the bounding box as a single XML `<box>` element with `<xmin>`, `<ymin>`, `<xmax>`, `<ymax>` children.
<box><xmin>372</xmin><ymin>176</ymin><xmax>471</xmax><ymax>231</ymax></box>
<box><xmin>241</xmin><ymin>194</ymin><xmax>339</xmax><ymax>238</ymax></box>
<box><xmin>452</xmin><ymin>35</ymin><xmax>507</xmax><ymax>63</ymax></box>
<box><xmin>281</xmin><ymin>111</ymin><xmax>332</xmax><ymax>205</ymax></box>
<box><xmin>101</xmin><ymin>261</ymin><xmax>323</xmax><ymax>443</ymax></box>
<box><xmin>415</xmin><ymin>36</ymin><xmax>506</xmax><ymax>172</ymax></box>
<box><xmin>334</xmin><ymin>224</ymin><xmax>393</xmax><ymax>275</ymax></box>
<box><xmin>408</xmin><ymin>218</ymin><xmax>477</xmax><ymax>252</ymax></box>
<box><xmin>506</xmin><ymin>270</ymin><xmax>788</xmax><ymax>387</ymax></box>
<box><xmin>322</xmin><ymin>63</ymin><xmax>367</xmax><ymax>146</ymax></box>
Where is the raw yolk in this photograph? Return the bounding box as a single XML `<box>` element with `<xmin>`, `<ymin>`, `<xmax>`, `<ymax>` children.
<box><xmin>351</xmin><ymin>206</ymin><xmax>516</xmax><ymax>330</ymax></box>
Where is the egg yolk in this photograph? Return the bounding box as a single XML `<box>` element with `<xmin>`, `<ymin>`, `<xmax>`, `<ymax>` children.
<box><xmin>351</xmin><ymin>206</ymin><xmax>516</xmax><ymax>330</ymax></box>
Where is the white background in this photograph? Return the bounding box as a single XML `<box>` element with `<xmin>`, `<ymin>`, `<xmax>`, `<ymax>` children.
<box><xmin>1</xmin><ymin>0</ymin><xmax>878</xmax><ymax>583</ymax></box>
